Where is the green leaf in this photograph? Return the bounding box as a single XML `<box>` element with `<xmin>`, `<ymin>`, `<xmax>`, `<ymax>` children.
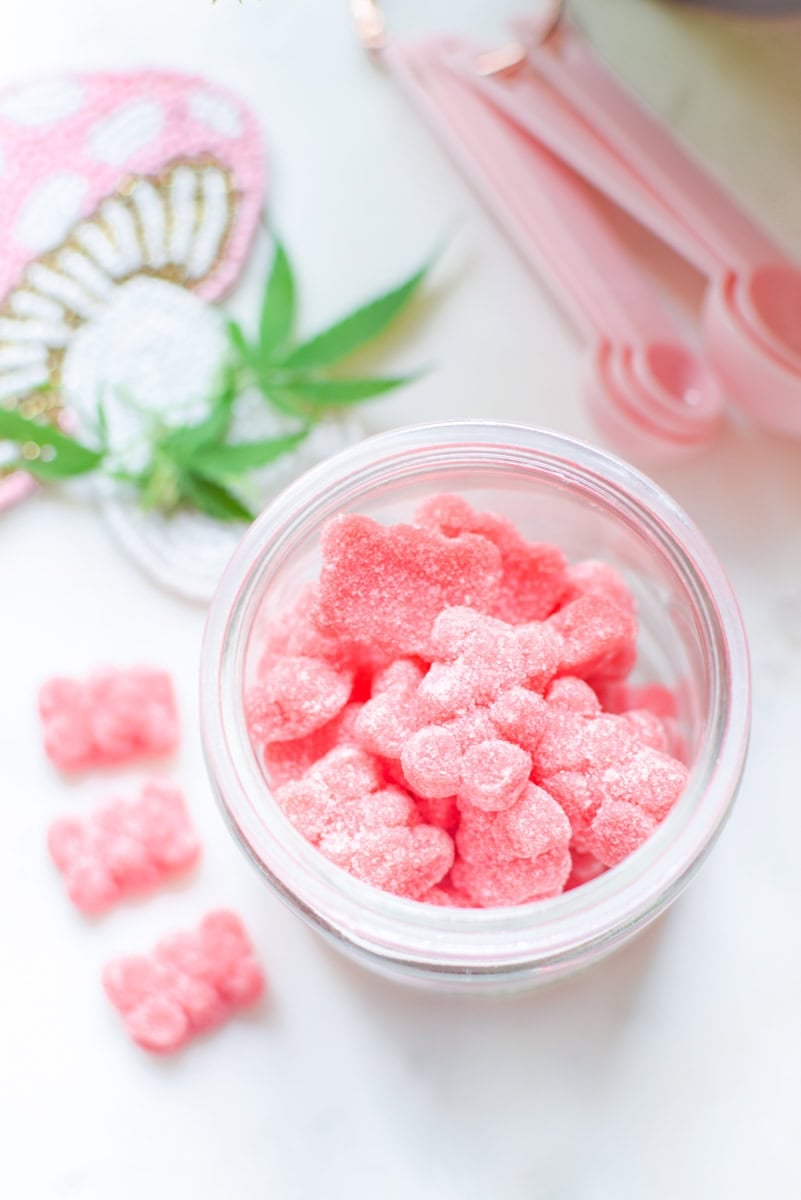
<box><xmin>258</xmin><ymin>241</ymin><xmax>296</xmax><ymax>362</ymax></box>
<box><xmin>158</xmin><ymin>374</ymin><xmax>237</xmax><ymax>463</ymax></box>
<box><xmin>280</xmin><ymin>257</ymin><xmax>431</xmax><ymax>370</ymax></box>
<box><xmin>227</xmin><ymin>318</ymin><xmax>254</xmax><ymax>366</ymax></box>
<box><xmin>138</xmin><ymin>455</ymin><xmax>181</xmax><ymax>513</ymax></box>
<box><xmin>95</xmin><ymin>398</ymin><xmax>109</xmax><ymax>450</ymax></box>
<box><xmin>0</xmin><ymin>408</ymin><xmax>104</xmax><ymax>480</ymax></box>
<box><xmin>272</xmin><ymin>373</ymin><xmax>419</xmax><ymax>412</ymax></box>
<box><xmin>191</xmin><ymin>429</ymin><xmax>308</xmax><ymax>479</ymax></box>
<box><xmin>251</xmin><ymin>374</ymin><xmax>311</xmax><ymax>419</ymax></box>
<box><xmin>178</xmin><ymin>471</ymin><xmax>255</xmax><ymax>523</ymax></box>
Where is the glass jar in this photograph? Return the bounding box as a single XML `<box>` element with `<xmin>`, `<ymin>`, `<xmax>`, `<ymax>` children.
<box><xmin>200</xmin><ymin>422</ymin><xmax>750</xmax><ymax>991</ymax></box>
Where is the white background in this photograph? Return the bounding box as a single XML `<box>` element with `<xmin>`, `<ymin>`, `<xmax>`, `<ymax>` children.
<box><xmin>3</xmin><ymin>2</ymin><xmax>801</xmax><ymax>1197</ymax></box>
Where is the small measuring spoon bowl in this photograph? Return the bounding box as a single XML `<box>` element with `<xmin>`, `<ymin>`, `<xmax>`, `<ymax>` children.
<box><xmin>731</xmin><ymin>262</ymin><xmax>801</xmax><ymax>371</ymax></box>
<box><xmin>703</xmin><ymin>272</ymin><xmax>801</xmax><ymax>437</ymax></box>
<box><xmin>626</xmin><ymin>340</ymin><xmax>726</xmax><ymax>440</ymax></box>
<box><xmin>585</xmin><ymin>342</ymin><xmax>709</xmax><ymax>462</ymax></box>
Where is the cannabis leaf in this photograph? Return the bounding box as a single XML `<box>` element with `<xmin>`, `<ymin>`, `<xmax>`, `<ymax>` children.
<box><xmin>0</xmin><ymin>408</ymin><xmax>104</xmax><ymax>481</ymax></box>
<box><xmin>1</xmin><ymin>235</ymin><xmax>434</xmax><ymax>523</ymax></box>
<box><xmin>257</xmin><ymin>242</ymin><xmax>296</xmax><ymax>360</ymax></box>
<box><xmin>229</xmin><ymin>240</ymin><xmax>432</xmax><ymax>417</ymax></box>
<box><xmin>118</xmin><ymin>378</ymin><xmax>308</xmax><ymax>523</ymax></box>
<box><xmin>280</xmin><ymin>258</ymin><xmax>430</xmax><ymax>370</ymax></box>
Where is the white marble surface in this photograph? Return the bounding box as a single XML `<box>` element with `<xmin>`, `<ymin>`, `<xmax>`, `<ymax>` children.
<box><xmin>3</xmin><ymin>2</ymin><xmax>801</xmax><ymax>1197</ymax></box>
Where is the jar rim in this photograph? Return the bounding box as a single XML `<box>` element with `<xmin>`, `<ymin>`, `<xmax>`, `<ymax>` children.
<box><xmin>200</xmin><ymin>422</ymin><xmax>751</xmax><ymax>982</ymax></box>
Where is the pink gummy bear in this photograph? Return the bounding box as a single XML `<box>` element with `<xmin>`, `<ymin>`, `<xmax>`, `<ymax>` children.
<box><xmin>276</xmin><ymin>744</ymin><xmax>384</xmax><ymax>843</ymax></box>
<box><xmin>276</xmin><ymin>745</ymin><xmax>454</xmax><ymax>898</ymax></box>
<box><xmin>255</xmin><ymin>583</ymin><xmax>351</xmax><ymax>667</ymax></box>
<box><xmin>401</xmin><ymin>727</ymin><xmax>532</xmax><ymax>813</ymax></box>
<box><xmin>103</xmin><ymin>911</ymin><xmax>264</xmax><ymax>1053</ymax></box>
<box><xmin>261</xmin><ymin>701</ymin><xmax>363</xmax><ymax>787</ymax></box>
<box><xmin>316</xmin><ymin>512</ymin><xmax>503</xmax><ymax>657</ymax></box>
<box><xmin>592</xmin><ymin>680</ymin><xmax>684</xmax><ymax>760</ymax></box>
<box><xmin>48</xmin><ymin>783</ymin><xmax>200</xmax><ymax>914</ymax></box>
<box><xmin>254</xmin><ymin>584</ymin><xmax>386</xmax><ymax>702</ymax></box>
<box><xmin>400</xmin><ymin>725</ymin><xmax>463</xmax><ymax>799</ymax></box>
<box><xmin>353</xmin><ymin>659</ymin><xmax>425</xmax><ymax>759</ymax></box>
<box><xmin>560</xmin><ymin>559</ymin><xmax>636</xmax><ymax>616</ymax></box>
<box><xmin>419</xmin><ymin>881</ymin><xmax>473</xmax><ymax>907</ymax></box>
<box><xmin>414</xmin><ymin>493</ymin><xmax>568</xmax><ymax>623</ymax></box>
<box><xmin>535</xmin><ymin>703</ymin><xmax>688</xmax><ymax>867</ymax></box>
<box><xmin>416</xmin><ymin>606</ymin><xmax>563</xmax><ymax>723</ymax></box>
<box><xmin>545</xmin><ymin>676</ymin><xmax>602</xmax><ymax>717</ymax></box>
<box><xmin>548</xmin><ymin>594</ymin><xmax>637</xmax><ymax>682</ymax></box>
<box><xmin>245</xmin><ymin>655</ymin><xmax>353</xmax><ymax>745</ymax></box>
<box><xmin>451</xmin><ymin>850</ymin><xmax>571</xmax><ymax>907</ymax></box>
<box><xmin>39</xmin><ymin>667</ymin><xmax>179</xmax><ymax>772</ymax></box>
<box><xmin>452</xmin><ymin>782</ymin><xmax>572</xmax><ymax>906</ymax></box>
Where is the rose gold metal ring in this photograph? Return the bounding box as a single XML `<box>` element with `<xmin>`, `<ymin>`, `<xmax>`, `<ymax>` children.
<box><xmin>351</xmin><ymin>0</ymin><xmax>566</xmax><ymax>70</ymax></box>
<box><xmin>351</xmin><ymin>0</ymin><xmax>387</xmax><ymax>53</ymax></box>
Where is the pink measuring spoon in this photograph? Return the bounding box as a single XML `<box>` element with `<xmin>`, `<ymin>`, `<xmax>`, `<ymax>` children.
<box><xmin>511</xmin><ymin>20</ymin><xmax>801</xmax><ymax>437</ymax></box>
<box><xmin>388</xmin><ymin>37</ymin><xmax>725</xmax><ymax>459</ymax></box>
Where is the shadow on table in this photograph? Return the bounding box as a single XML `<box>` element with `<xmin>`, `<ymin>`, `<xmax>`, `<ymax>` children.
<box><xmin>317</xmin><ymin>902</ymin><xmax>670</xmax><ymax>1058</ymax></box>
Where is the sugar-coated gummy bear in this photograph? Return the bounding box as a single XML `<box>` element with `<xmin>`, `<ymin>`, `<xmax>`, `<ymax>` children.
<box><xmin>580</xmin><ymin>799</ymin><xmax>658</xmax><ymax>867</ymax></box>
<box><xmin>458</xmin><ymin>739</ymin><xmax>532</xmax><ymax>812</ymax></box>
<box><xmin>103</xmin><ymin>911</ymin><xmax>264</xmax><ymax>1053</ymax></box>
<box><xmin>456</xmin><ymin>783</ymin><xmax>570</xmax><ymax>865</ymax></box>
<box><xmin>48</xmin><ymin>783</ymin><xmax>200</xmax><ymax>914</ymax></box>
<box><xmin>400</xmin><ymin>708</ymin><xmax>538</xmax><ymax>807</ymax></box>
<box><xmin>262</xmin><ymin>702</ymin><xmax>363</xmax><ymax>787</ymax></box>
<box><xmin>354</xmin><ymin>659</ymin><xmax>425</xmax><ymax>759</ymax></box>
<box><xmin>419</xmin><ymin>881</ymin><xmax>473</xmax><ymax>907</ymax></box>
<box><xmin>276</xmin><ymin>745</ymin><xmax>454</xmax><ymax>898</ymax></box>
<box><xmin>417</xmin><ymin>606</ymin><xmax>563</xmax><ymax>722</ymax></box>
<box><xmin>39</xmin><ymin>667</ymin><xmax>179</xmax><ymax>772</ymax></box>
<box><xmin>545</xmin><ymin>676</ymin><xmax>602</xmax><ymax>717</ymax></box>
<box><xmin>548</xmin><ymin>594</ymin><xmax>637</xmax><ymax>681</ymax></box>
<box><xmin>317</xmin><ymin>512</ymin><xmax>503</xmax><ymax>656</ymax></box>
<box><xmin>533</xmin><ymin>703</ymin><xmax>688</xmax><ymax>867</ymax></box>
<box><xmin>249</xmin><ymin>495</ymin><xmax>688</xmax><ymax>907</ymax></box>
<box><xmin>451</xmin><ymin>847</ymin><xmax>572</xmax><ymax>907</ymax></box>
<box><xmin>414</xmin><ymin>493</ymin><xmax>568</xmax><ymax>623</ymax></box>
<box><xmin>488</xmin><ymin>687</ymin><xmax>549</xmax><ymax>752</ymax></box>
<box><xmin>561</xmin><ymin>559</ymin><xmax>636</xmax><ymax>615</ymax></box>
<box><xmin>446</xmin><ymin>783</ymin><xmax>572</xmax><ymax>906</ymax></box>
<box><xmin>401</xmin><ymin>725</ymin><xmax>462</xmax><ymax>799</ymax></box>
<box><xmin>245</xmin><ymin>655</ymin><xmax>354</xmax><ymax>745</ymax></box>
<box><xmin>346</xmin><ymin>823</ymin><xmax>456</xmax><ymax>899</ymax></box>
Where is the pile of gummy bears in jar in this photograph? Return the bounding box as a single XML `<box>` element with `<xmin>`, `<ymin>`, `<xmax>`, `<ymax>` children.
<box><xmin>244</xmin><ymin>495</ymin><xmax>689</xmax><ymax>908</ymax></box>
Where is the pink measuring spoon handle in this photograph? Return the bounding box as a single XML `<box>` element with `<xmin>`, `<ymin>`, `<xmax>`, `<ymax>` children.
<box><xmin>387</xmin><ymin>40</ymin><xmax>609</xmax><ymax>340</ymax></box>
<box><xmin>518</xmin><ymin>21</ymin><xmax>783</xmax><ymax>276</ymax></box>
<box><xmin>389</xmin><ymin>38</ymin><xmax>685</xmax><ymax>354</ymax></box>
<box><xmin>468</xmin><ymin>55</ymin><xmax>720</xmax><ymax>279</ymax></box>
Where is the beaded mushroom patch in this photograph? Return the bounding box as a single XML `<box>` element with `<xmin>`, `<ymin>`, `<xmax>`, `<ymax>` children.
<box><xmin>0</xmin><ymin>71</ymin><xmax>361</xmax><ymax>600</ymax></box>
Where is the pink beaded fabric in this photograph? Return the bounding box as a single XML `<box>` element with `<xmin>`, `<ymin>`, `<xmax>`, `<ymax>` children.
<box><xmin>0</xmin><ymin>69</ymin><xmax>265</xmax><ymax>579</ymax></box>
<box><xmin>0</xmin><ymin>71</ymin><xmax>366</xmax><ymax>602</ymax></box>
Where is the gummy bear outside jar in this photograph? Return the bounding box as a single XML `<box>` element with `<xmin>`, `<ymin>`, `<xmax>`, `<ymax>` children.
<box><xmin>200</xmin><ymin>423</ymin><xmax>750</xmax><ymax>991</ymax></box>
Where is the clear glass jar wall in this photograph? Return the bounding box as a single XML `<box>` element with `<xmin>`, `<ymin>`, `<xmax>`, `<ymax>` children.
<box><xmin>200</xmin><ymin>423</ymin><xmax>750</xmax><ymax>991</ymax></box>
